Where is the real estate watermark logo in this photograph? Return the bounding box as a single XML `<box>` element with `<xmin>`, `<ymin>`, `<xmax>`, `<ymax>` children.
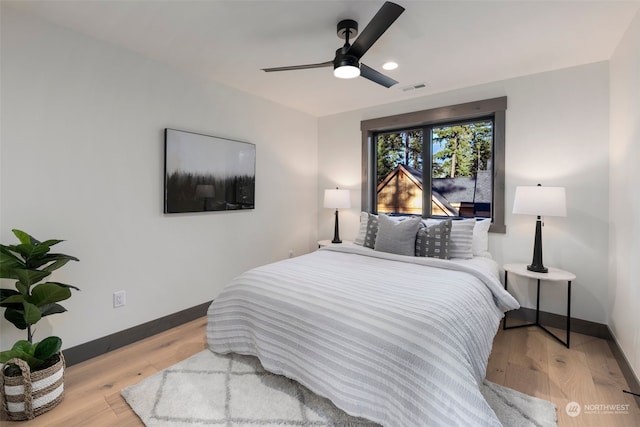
<box><xmin>565</xmin><ymin>401</ymin><xmax>581</xmax><ymax>417</ymax></box>
<box><xmin>565</xmin><ymin>401</ymin><xmax>630</xmax><ymax>417</ymax></box>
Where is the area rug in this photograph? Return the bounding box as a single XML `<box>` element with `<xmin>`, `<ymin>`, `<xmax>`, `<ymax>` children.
<box><xmin>121</xmin><ymin>349</ymin><xmax>557</xmax><ymax>427</ymax></box>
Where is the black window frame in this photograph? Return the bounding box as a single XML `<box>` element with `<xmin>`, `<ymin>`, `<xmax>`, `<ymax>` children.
<box><xmin>361</xmin><ymin>97</ymin><xmax>507</xmax><ymax>233</ymax></box>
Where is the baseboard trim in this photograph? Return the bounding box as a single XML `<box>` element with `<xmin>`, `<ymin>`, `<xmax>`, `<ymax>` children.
<box><xmin>505</xmin><ymin>307</ymin><xmax>612</xmax><ymax>339</ymax></box>
<box><xmin>62</xmin><ymin>301</ymin><xmax>211</xmax><ymax>367</ymax></box>
<box><xmin>606</xmin><ymin>328</ymin><xmax>640</xmax><ymax>408</ymax></box>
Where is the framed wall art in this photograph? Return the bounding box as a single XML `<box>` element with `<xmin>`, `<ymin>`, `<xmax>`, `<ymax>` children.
<box><xmin>164</xmin><ymin>128</ymin><xmax>256</xmax><ymax>213</ymax></box>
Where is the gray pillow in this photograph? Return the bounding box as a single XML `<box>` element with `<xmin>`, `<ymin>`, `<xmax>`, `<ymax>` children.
<box><xmin>415</xmin><ymin>219</ymin><xmax>452</xmax><ymax>259</ymax></box>
<box><xmin>363</xmin><ymin>214</ymin><xmax>379</xmax><ymax>249</ymax></box>
<box><xmin>374</xmin><ymin>214</ymin><xmax>422</xmax><ymax>256</ymax></box>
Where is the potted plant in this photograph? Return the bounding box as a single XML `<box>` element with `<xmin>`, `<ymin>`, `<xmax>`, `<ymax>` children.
<box><xmin>0</xmin><ymin>229</ymin><xmax>79</xmax><ymax>421</ymax></box>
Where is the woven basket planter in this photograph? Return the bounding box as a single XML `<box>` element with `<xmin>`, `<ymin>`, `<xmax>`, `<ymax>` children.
<box><xmin>0</xmin><ymin>353</ymin><xmax>65</xmax><ymax>421</ymax></box>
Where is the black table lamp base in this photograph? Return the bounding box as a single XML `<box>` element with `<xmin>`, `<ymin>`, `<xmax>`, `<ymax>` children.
<box><xmin>527</xmin><ymin>216</ymin><xmax>548</xmax><ymax>273</ymax></box>
<box><xmin>331</xmin><ymin>209</ymin><xmax>342</xmax><ymax>244</ymax></box>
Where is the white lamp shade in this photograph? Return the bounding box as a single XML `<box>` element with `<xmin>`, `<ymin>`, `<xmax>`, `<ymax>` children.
<box><xmin>513</xmin><ymin>186</ymin><xmax>566</xmax><ymax>217</ymax></box>
<box><xmin>324</xmin><ymin>189</ymin><xmax>351</xmax><ymax>209</ymax></box>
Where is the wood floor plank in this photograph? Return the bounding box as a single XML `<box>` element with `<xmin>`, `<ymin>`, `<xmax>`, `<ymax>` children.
<box><xmin>2</xmin><ymin>316</ymin><xmax>639</xmax><ymax>426</ymax></box>
<box><xmin>547</xmin><ymin>334</ymin><xmax>599</xmax><ymax>427</ymax></box>
<box><xmin>485</xmin><ymin>323</ymin><xmax>512</xmax><ymax>384</ymax></box>
<box><xmin>503</xmin><ymin>327</ymin><xmax>551</xmax><ymax>401</ymax></box>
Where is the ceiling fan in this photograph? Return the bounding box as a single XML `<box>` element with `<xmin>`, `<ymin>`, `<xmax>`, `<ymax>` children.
<box><xmin>262</xmin><ymin>1</ymin><xmax>405</xmax><ymax>88</ymax></box>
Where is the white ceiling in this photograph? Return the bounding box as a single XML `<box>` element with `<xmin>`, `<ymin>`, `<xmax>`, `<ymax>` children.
<box><xmin>6</xmin><ymin>0</ymin><xmax>640</xmax><ymax>117</ymax></box>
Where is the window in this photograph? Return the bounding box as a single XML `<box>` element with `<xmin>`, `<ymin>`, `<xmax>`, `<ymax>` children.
<box><xmin>361</xmin><ymin>97</ymin><xmax>506</xmax><ymax>232</ymax></box>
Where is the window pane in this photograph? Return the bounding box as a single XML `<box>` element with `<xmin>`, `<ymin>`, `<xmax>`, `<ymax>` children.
<box><xmin>431</xmin><ymin>121</ymin><xmax>493</xmax><ymax>218</ymax></box>
<box><xmin>375</xmin><ymin>129</ymin><xmax>423</xmax><ymax>215</ymax></box>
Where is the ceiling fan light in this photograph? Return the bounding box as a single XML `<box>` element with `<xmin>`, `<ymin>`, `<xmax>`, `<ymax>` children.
<box><xmin>334</xmin><ymin>54</ymin><xmax>360</xmax><ymax>79</ymax></box>
<box><xmin>334</xmin><ymin>65</ymin><xmax>360</xmax><ymax>79</ymax></box>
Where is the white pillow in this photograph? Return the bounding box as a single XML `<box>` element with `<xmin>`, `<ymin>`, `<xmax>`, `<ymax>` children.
<box><xmin>472</xmin><ymin>218</ymin><xmax>492</xmax><ymax>258</ymax></box>
<box><xmin>353</xmin><ymin>212</ymin><xmax>369</xmax><ymax>246</ymax></box>
<box><xmin>448</xmin><ymin>219</ymin><xmax>475</xmax><ymax>259</ymax></box>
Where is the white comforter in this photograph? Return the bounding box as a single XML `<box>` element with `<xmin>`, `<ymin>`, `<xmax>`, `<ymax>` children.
<box><xmin>207</xmin><ymin>245</ymin><xmax>519</xmax><ymax>426</ymax></box>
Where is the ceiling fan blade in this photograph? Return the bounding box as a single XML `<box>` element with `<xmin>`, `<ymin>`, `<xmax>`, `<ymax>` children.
<box><xmin>262</xmin><ymin>60</ymin><xmax>333</xmax><ymax>72</ymax></box>
<box><xmin>360</xmin><ymin>63</ymin><xmax>398</xmax><ymax>88</ymax></box>
<box><xmin>348</xmin><ymin>1</ymin><xmax>405</xmax><ymax>59</ymax></box>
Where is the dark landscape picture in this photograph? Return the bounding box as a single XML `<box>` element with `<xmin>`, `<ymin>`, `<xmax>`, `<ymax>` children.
<box><xmin>164</xmin><ymin>128</ymin><xmax>255</xmax><ymax>213</ymax></box>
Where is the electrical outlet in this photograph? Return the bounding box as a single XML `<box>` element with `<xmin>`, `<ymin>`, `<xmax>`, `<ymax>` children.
<box><xmin>113</xmin><ymin>290</ymin><xmax>126</xmax><ymax>308</ymax></box>
<box><xmin>288</xmin><ymin>250</ymin><xmax>294</xmax><ymax>258</ymax></box>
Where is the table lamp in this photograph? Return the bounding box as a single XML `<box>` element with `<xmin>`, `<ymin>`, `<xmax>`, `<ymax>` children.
<box><xmin>512</xmin><ymin>184</ymin><xmax>566</xmax><ymax>273</ymax></box>
<box><xmin>324</xmin><ymin>188</ymin><xmax>351</xmax><ymax>243</ymax></box>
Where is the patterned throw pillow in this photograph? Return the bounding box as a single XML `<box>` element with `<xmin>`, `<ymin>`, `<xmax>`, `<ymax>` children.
<box><xmin>415</xmin><ymin>219</ymin><xmax>452</xmax><ymax>259</ymax></box>
<box><xmin>363</xmin><ymin>214</ymin><xmax>379</xmax><ymax>249</ymax></box>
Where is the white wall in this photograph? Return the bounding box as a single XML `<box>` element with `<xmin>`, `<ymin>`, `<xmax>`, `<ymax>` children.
<box><xmin>318</xmin><ymin>62</ymin><xmax>610</xmax><ymax>324</ymax></box>
<box><xmin>609</xmin><ymin>10</ymin><xmax>640</xmax><ymax>383</ymax></box>
<box><xmin>0</xmin><ymin>8</ymin><xmax>319</xmax><ymax>350</ymax></box>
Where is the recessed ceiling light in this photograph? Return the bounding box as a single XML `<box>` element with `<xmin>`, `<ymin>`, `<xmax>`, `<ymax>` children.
<box><xmin>382</xmin><ymin>61</ymin><xmax>398</xmax><ymax>71</ymax></box>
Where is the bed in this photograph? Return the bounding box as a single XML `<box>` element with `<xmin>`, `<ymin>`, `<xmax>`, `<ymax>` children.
<box><xmin>207</xmin><ymin>241</ymin><xmax>519</xmax><ymax>426</ymax></box>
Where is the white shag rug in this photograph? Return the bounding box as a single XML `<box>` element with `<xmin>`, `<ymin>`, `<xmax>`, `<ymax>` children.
<box><xmin>121</xmin><ymin>350</ymin><xmax>557</xmax><ymax>427</ymax></box>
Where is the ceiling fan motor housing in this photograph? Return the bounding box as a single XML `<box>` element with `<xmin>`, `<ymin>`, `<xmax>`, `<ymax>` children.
<box><xmin>334</xmin><ymin>47</ymin><xmax>359</xmax><ymax>67</ymax></box>
<box><xmin>334</xmin><ymin>20</ymin><xmax>360</xmax><ymax>78</ymax></box>
<box><xmin>337</xmin><ymin>19</ymin><xmax>358</xmax><ymax>40</ymax></box>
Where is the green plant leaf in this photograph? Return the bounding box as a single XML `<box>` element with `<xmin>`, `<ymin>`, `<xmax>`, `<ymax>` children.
<box><xmin>14</xmin><ymin>243</ymin><xmax>50</xmax><ymax>260</ymax></box>
<box><xmin>0</xmin><ymin>246</ymin><xmax>23</xmax><ymax>259</ymax></box>
<box><xmin>40</xmin><ymin>303</ymin><xmax>67</xmax><ymax>317</ymax></box>
<box><xmin>38</xmin><ymin>239</ymin><xmax>64</xmax><ymax>248</ymax></box>
<box><xmin>0</xmin><ymin>341</ymin><xmax>44</xmax><ymax>369</ymax></box>
<box><xmin>13</xmin><ymin>268</ymin><xmax>50</xmax><ymax>287</ymax></box>
<box><xmin>12</xmin><ymin>229</ymin><xmax>35</xmax><ymax>245</ymax></box>
<box><xmin>45</xmin><ymin>281</ymin><xmax>80</xmax><ymax>291</ymax></box>
<box><xmin>39</xmin><ymin>258</ymin><xmax>70</xmax><ymax>272</ymax></box>
<box><xmin>34</xmin><ymin>336</ymin><xmax>61</xmax><ymax>361</ymax></box>
<box><xmin>16</xmin><ymin>281</ymin><xmax>28</xmax><ymax>295</ymax></box>
<box><xmin>29</xmin><ymin>283</ymin><xmax>72</xmax><ymax>306</ymax></box>
<box><xmin>0</xmin><ymin>288</ymin><xmax>20</xmax><ymax>302</ymax></box>
<box><xmin>11</xmin><ymin>339</ymin><xmax>37</xmax><ymax>355</ymax></box>
<box><xmin>0</xmin><ymin>247</ymin><xmax>25</xmax><ymax>278</ymax></box>
<box><xmin>22</xmin><ymin>301</ymin><xmax>41</xmax><ymax>325</ymax></box>
<box><xmin>32</xmin><ymin>253</ymin><xmax>79</xmax><ymax>271</ymax></box>
<box><xmin>4</xmin><ymin>307</ymin><xmax>28</xmax><ymax>329</ymax></box>
<box><xmin>4</xmin><ymin>244</ymin><xmax>31</xmax><ymax>259</ymax></box>
<box><xmin>0</xmin><ymin>349</ymin><xmax>21</xmax><ymax>364</ymax></box>
<box><xmin>0</xmin><ymin>293</ymin><xmax>25</xmax><ymax>305</ymax></box>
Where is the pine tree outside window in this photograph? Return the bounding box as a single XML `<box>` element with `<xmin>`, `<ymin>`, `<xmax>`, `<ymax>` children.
<box><xmin>361</xmin><ymin>97</ymin><xmax>506</xmax><ymax>233</ymax></box>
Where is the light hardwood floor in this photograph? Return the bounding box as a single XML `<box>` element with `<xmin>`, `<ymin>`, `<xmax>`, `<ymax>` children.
<box><xmin>4</xmin><ymin>317</ymin><xmax>639</xmax><ymax>426</ymax></box>
<box><xmin>486</xmin><ymin>322</ymin><xmax>640</xmax><ymax>427</ymax></box>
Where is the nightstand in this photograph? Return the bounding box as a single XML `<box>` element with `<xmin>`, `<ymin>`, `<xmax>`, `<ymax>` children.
<box><xmin>502</xmin><ymin>263</ymin><xmax>575</xmax><ymax>348</ymax></box>
<box><xmin>318</xmin><ymin>240</ymin><xmax>352</xmax><ymax>248</ymax></box>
